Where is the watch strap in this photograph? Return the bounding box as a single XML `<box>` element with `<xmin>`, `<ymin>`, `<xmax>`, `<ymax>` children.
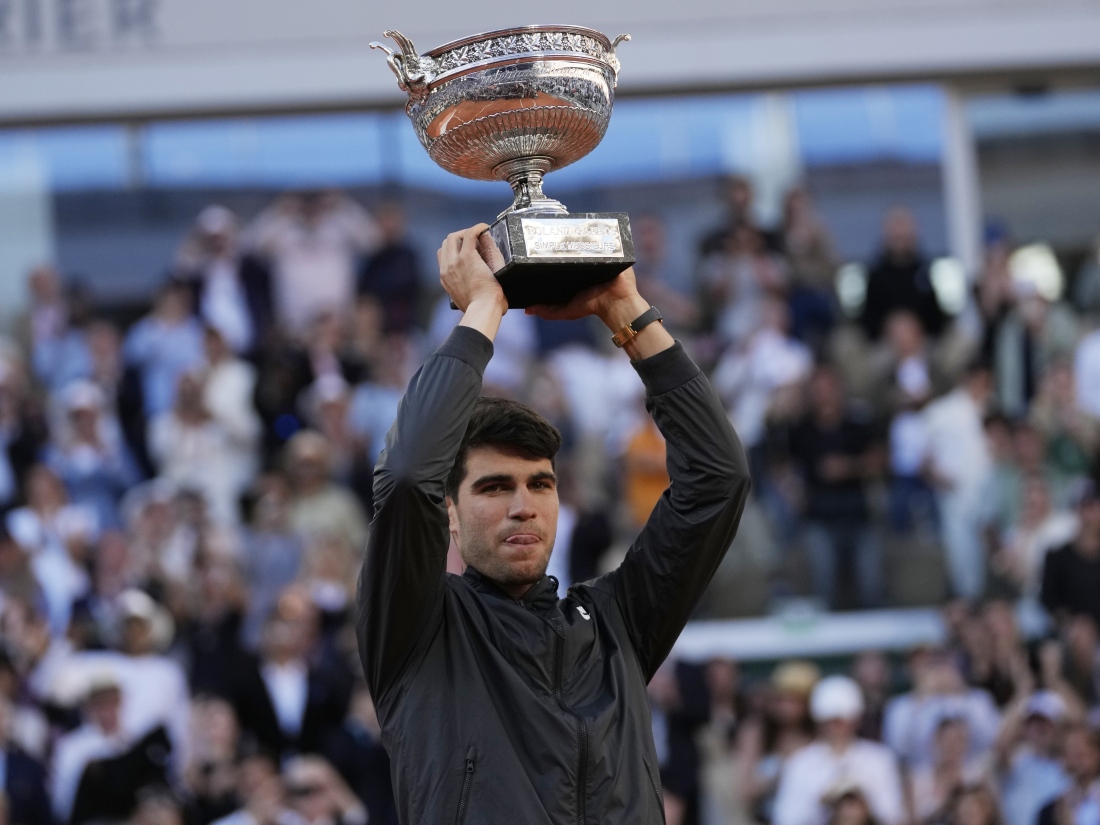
<box><xmin>611</xmin><ymin>306</ymin><xmax>663</xmax><ymax>348</ymax></box>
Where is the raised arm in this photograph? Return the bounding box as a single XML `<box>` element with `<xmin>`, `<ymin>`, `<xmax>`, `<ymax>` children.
<box><xmin>528</xmin><ymin>269</ymin><xmax>750</xmax><ymax>680</ymax></box>
<box><xmin>356</xmin><ymin>225</ymin><xmax>506</xmax><ymax>705</ymax></box>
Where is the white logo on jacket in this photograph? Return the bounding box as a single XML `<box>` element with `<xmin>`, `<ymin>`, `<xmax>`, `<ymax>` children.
<box><xmin>577</xmin><ymin>606</ymin><xmax>591</xmax><ymax>621</ymax></box>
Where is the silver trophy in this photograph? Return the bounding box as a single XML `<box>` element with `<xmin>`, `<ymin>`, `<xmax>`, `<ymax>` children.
<box><xmin>371</xmin><ymin>25</ymin><xmax>635</xmax><ymax>308</ymax></box>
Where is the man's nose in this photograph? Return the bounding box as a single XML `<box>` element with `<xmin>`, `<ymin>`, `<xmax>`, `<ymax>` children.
<box><xmin>508</xmin><ymin>489</ymin><xmax>537</xmax><ymax>520</ymax></box>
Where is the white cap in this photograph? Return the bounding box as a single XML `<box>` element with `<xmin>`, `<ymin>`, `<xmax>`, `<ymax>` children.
<box><xmin>1025</xmin><ymin>690</ymin><xmax>1067</xmax><ymax>722</ymax></box>
<box><xmin>63</xmin><ymin>380</ymin><xmax>104</xmax><ymax>412</ymax></box>
<box><xmin>811</xmin><ymin>675</ymin><xmax>865</xmax><ymax>722</ymax></box>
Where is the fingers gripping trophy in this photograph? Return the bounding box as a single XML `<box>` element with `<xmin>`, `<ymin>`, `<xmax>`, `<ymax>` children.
<box><xmin>371</xmin><ymin>26</ymin><xmax>635</xmax><ymax>308</ymax></box>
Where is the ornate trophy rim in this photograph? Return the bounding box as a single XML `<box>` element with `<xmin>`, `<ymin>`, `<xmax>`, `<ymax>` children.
<box><xmin>423</xmin><ymin>24</ymin><xmax>613</xmax><ymax>58</ymax></box>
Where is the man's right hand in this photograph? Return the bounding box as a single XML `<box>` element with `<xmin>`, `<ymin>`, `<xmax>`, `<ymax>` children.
<box><xmin>437</xmin><ymin>224</ymin><xmax>506</xmax><ymax>314</ymax></box>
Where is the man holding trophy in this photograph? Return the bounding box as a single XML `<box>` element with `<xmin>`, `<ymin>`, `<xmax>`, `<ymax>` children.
<box><xmin>356</xmin><ymin>26</ymin><xmax>750</xmax><ymax>824</ymax></box>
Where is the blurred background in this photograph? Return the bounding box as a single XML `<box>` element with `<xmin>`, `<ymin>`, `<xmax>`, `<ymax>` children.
<box><xmin>1</xmin><ymin>2</ymin><xmax>1100</xmax><ymax>824</ymax></box>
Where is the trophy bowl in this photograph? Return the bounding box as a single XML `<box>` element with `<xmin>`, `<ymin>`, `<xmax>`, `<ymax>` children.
<box><xmin>371</xmin><ymin>25</ymin><xmax>636</xmax><ymax>308</ymax></box>
<box><xmin>371</xmin><ymin>25</ymin><xmax>629</xmax><ymax>214</ymax></box>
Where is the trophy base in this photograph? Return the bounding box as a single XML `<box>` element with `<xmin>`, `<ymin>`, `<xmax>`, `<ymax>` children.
<box><xmin>484</xmin><ymin>212</ymin><xmax>635</xmax><ymax>309</ymax></box>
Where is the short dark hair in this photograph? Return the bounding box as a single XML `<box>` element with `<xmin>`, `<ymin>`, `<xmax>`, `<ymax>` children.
<box><xmin>445</xmin><ymin>397</ymin><xmax>562</xmax><ymax>499</ymax></box>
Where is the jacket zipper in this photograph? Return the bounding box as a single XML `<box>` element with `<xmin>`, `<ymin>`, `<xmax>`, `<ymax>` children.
<box><xmin>552</xmin><ymin>618</ymin><xmax>588</xmax><ymax>825</ymax></box>
<box><xmin>455</xmin><ymin>756</ymin><xmax>475</xmax><ymax>825</ymax></box>
<box><xmin>644</xmin><ymin>760</ymin><xmax>667</xmax><ymax>825</ymax></box>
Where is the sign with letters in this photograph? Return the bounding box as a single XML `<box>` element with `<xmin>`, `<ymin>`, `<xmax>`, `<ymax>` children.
<box><xmin>0</xmin><ymin>0</ymin><xmax>1098</xmax><ymax>124</ymax></box>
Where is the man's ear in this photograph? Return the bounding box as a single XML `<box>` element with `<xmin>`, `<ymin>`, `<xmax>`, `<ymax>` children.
<box><xmin>446</xmin><ymin>495</ymin><xmax>459</xmax><ymax>537</ymax></box>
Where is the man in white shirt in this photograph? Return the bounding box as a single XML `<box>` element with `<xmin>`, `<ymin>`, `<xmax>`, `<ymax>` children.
<box><xmin>774</xmin><ymin>675</ymin><xmax>905</xmax><ymax>825</ymax></box>
<box><xmin>51</xmin><ymin>673</ymin><xmax>130</xmax><ymax>823</ymax></box>
<box><xmin>921</xmin><ymin>362</ymin><xmax>994</xmax><ymax>600</ymax></box>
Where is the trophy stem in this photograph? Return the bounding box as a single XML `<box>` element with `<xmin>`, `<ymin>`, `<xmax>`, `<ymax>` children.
<box><xmin>495</xmin><ymin>157</ymin><xmax>568</xmax><ymax>217</ymax></box>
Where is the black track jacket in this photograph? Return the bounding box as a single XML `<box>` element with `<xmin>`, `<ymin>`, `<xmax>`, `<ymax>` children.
<box><xmin>356</xmin><ymin>326</ymin><xmax>750</xmax><ymax>824</ymax></box>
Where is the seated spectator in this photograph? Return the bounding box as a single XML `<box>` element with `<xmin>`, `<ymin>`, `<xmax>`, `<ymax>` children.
<box><xmin>52</xmin><ymin>671</ymin><xmax>172</xmax><ymax>825</ymax></box>
<box><xmin>781</xmin><ymin>187</ymin><xmax>839</xmax><ymax>346</ymax></box>
<box><xmin>239</xmin><ymin>475</ymin><xmax>304</xmax><ymax>652</ymax></box>
<box><xmin>6</xmin><ymin>464</ymin><xmax>97</xmax><ymax>636</ymax></box>
<box><xmin>244</xmin><ymin>190</ymin><xmax>380</xmax><ymax>337</ymax></box>
<box><xmin>148</xmin><ymin>371</ymin><xmax>242</xmax><ymax>525</ymax></box>
<box><xmin>50</xmin><ymin>589</ymin><xmax>191</xmax><ymax>775</ymax></box>
<box><xmin>909</xmin><ymin>716</ymin><xmax>992</xmax><ymax>823</ymax></box>
<box><xmin>322</xmin><ymin>683</ymin><xmax>397</xmax><ymax>825</ymax></box>
<box><xmin>736</xmin><ymin>661</ymin><xmax>820</xmax><ymax>823</ymax></box>
<box><xmin>221</xmin><ymin>590</ymin><xmax>353</xmax><ymax>762</ymax></box>
<box><xmin>883</xmin><ymin>649</ymin><xmax>1001</xmax><ymax>770</ymax></box>
<box><xmin>282</xmin><ymin>755</ymin><xmax>367</xmax><ymax>825</ymax></box>
<box><xmin>787</xmin><ymin>364</ymin><xmax>884</xmax><ymax>609</ymax></box>
<box><xmin>995</xmin><ymin>691</ymin><xmax>1071</xmax><ymax>825</ymax></box>
<box><xmin>859</xmin><ymin>207</ymin><xmax>946</xmax><ymax>343</ymax></box>
<box><xmin>883</xmin><ymin>312</ymin><xmax>940</xmax><ymax>535</ymax></box>
<box><xmin>300</xmin><ymin>375</ymin><xmax>372</xmax><ymax>511</ymax></box>
<box><xmin>284</xmin><ymin>432</ymin><xmax>368</xmax><ymax>551</ymax></box>
<box><xmin>1040</xmin><ymin>480</ymin><xmax>1100</xmax><ymax>631</ymax></box>
<box><xmin>173</xmin><ymin>204</ymin><xmax>275</xmax><ymax>357</ymax></box>
<box><xmin>46</xmin><ymin>380</ymin><xmax>141</xmax><ymax>530</ymax></box>
<box><xmin>941</xmin><ymin>784</ymin><xmax>1005</xmax><ymax>825</ymax></box>
<box><xmin>356</xmin><ymin>202</ymin><xmax>422</xmax><ymax>335</ymax></box>
<box><xmin>0</xmin><ymin>695</ymin><xmax>50</xmax><ymax>825</ymax></box>
<box><xmin>699</xmin><ymin>224</ymin><xmax>788</xmax><ymax>348</ymax></box>
<box><xmin>1030</xmin><ymin>359</ymin><xmax>1099</xmax><ymax>483</ymax></box>
<box><xmin>185</xmin><ymin>696</ymin><xmax>242</xmax><ymax>825</ymax></box>
<box><xmin>0</xmin><ymin>359</ymin><xmax>48</xmax><ymax>511</ymax></box>
<box><xmin>123</xmin><ymin>281</ymin><xmax>205</xmax><ymax>418</ymax></box>
<box><xmin>1036</xmin><ymin>724</ymin><xmax>1100</xmax><ymax>825</ymax></box>
<box><xmin>712</xmin><ymin>296</ymin><xmax>813</xmax><ymax>456</ymax></box>
<box><xmin>989</xmin><ymin>475</ymin><xmax>1076</xmax><ymax>599</ymax></box>
<box><xmin>851</xmin><ymin>650</ymin><xmax>892</xmax><ymax>742</ymax></box>
<box><xmin>774</xmin><ymin>675</ymin><xmax>905</xmax><ymax>825</ymax></box>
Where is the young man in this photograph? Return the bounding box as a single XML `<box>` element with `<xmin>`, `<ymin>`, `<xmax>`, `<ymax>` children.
<box><xmin>356</xmin><ymin>224</ymin><xmax>750</xmax><ymax>824</ymax></box>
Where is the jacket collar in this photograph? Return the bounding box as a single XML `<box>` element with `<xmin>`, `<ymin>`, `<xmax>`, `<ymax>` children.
<box><xmin>462</xmin><ymin>567</ymin><xmax>560</xmax><ymax>613</ymax></box>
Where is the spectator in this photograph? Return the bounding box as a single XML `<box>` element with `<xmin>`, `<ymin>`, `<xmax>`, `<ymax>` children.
<box><xmin>995</xmin><ymin>691</ymin><xmax>1071</xmax><ymax>825</ymax></box>
<box><xmin>908</xmin><ymin>717</ymin><xmax>992</xmax><ymax>823</ymax></box>
<box><xmin>239</xmin><ymin>475</ymin><xmax>304</xmax><ymax>652</ymax></box>
<box><xmin>922</xmin><ymin>362</ymin><xmax>995</xmax><ymax>600</ymax></box>
<box><xmin>631</xmin><ymin>214</ymin><xmax>699</xmax><ymax>334</ymax></box>
<box><xmin>774</xmin><ymin>675</ymin><xmax>905</xmax><ymax>825</ymax></box>
<box><xmin>699</xmin><ymin>224</ymin><xmax>788</xmax><ymax>347</ymax></box>
<box><xmin>1036</xmin><ymin>724</ymin><xmax>1100</xmax><ymax>825</ymax></box>
<box><xmin>0</xmin><ymin>695</ymin><xmax>51</xmax><ymax>825</ymax></box>
<box><xmin>200</xmin><ymin>326</ymin><xmax>263</xmax><ymax>512</ymax></box>
<box><xmin>245</xmin><ymin>191</ymin><xmax>380</xmax><ymax>336</ymax></box>
<box><xmin>736</xmin><ymin>661</ymin><xmax>820</xmax><ymax>823</ymax></box>
<box><xmin>781</xmin><ymin>187</ymin><xmax>839</xmax><ymax>346</ymax></box>
<box><xmin>52</xmin><ymin>672</ymin><xmax>173</xmax><ymax>825</ymax></box>
<box><xmin>989</xmin><ymin>475</ymin><xmax>1076</xmax><ymax>599</ymax></box>
<box><xmin>300</xmin><ymin>375</ymin><xmax>372</xmax><ymax>511</ymax></box>
<box><xmin>6</xmin><ymin>465</ymin><xmax>96</xmax><ymax>636</ymax></box>
<box><xmin>348</xmin><ymin>335</ymin><xmax>406</xmax><ymax>469</ymax></box>
<box><xmin>1031</xmin><ymin>359</ymin><xmax>1099</xmax><ymax>484</ymax></box>
<box><xmin>851</xmin><ymin>651</ymin><xmax>893</xmax><ymax>742</ymax></box>
<box><xmin>321</xmin><ymin>684</ymin><xmax>397</xmax><ymax>825</ymax></box>
<box><xmin>148</xmin><ymin>372</ymin><xmax>241</xmax><ymax>524</ymax></box>
<box><xmin>696</xmin><ymin>657</ymin><xmax>751</xmax><ymax>825</ymax></box>
<box><xmin>942</xmin><ymin>785</ymin><xmax>1004</xmax><ymax>825</ymax></box>
<box><xmin>281</xmin><ymin>756</ymin><xmax>367</xmax><ymax>825</ymax></box>
<box><xmin>1040</xmin><ymin>480</ymin><xmax>1100</xmax><ymax>630</ymax></box>
<box><xmin>220</xmin><ymin>591</ymin><xmax>352</xmax><ymax>762</ymax></box>
<box><xmin>859</xmin><ymin>207</ymin><xmax>946</xmax><ymax>342</ymax></box>
<box><xmin>284</xmin><ymin>432</ymin><xmax>368</xmax><ymax>551</ymax></box>
<box><xmin>123</xmin><ymin>282</ymin><xmax>205</xmax><ymax>418</ymax></box>
<box><xmin>356</xmin><ymin>202</ymin><xmax>422</xmax><ymax>335</ymax></box>
<box><xmin>174</xmin><ymin>205</ymin><xmax>275</xmax><ymax>357</ymax></box>
<box><xmin>883</xmin><ymin>649</ymin><xmax>1001</xmax><ymax>770</ymax></box>
<box><xmin>787</xmin><ymin>364</ymin><xmax>884</xmax><ymax>609</ymax></box>
<box><xmin>698</xmin><ymin>175</ymin><xmax>781</xmax><ymax>258</ymax></box>
<box><xmin>185</xmin><ymin>696</ymin><xmax>241</xmax><ymax>825</ymax></box>
<box><xmin>0</xmin><ymin>360</ymin><xmax>48</xmax><ymax>511</ymax></box>
<box><xmin>45</xmin><ymin>380</ymin><xmax>141</xmax><ymax>530</ymax></box>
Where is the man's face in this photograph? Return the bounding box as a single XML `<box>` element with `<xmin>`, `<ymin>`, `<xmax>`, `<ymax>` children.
<box><xmin>447</xmin><ymin>446</ymin><xmax>558</xmax><ymax>598</ymax></box>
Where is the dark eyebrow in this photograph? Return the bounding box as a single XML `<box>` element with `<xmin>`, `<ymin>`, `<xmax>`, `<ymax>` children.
<box><xmin>528</xmin><ymin>471</ymin><xmax>557</xmax><ymax>485</ymax></box>
<box><xmin>471</xmin><ymin>473</ymin><xmax>515</xmax><ymax>489</ymax></box>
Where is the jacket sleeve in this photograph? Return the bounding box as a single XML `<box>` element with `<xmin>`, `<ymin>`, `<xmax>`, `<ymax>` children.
<box><xmin>600</xmin><ymin>342</ymin><xmax>750</xmax><ymax>681</ymax></box>
<box><xmin>355</xmin><ymin>326</ymin><xmax>493</xmax><ymax>705</ymax></box>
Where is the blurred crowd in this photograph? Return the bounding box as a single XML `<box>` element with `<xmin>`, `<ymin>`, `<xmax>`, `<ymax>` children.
<box><xmin>0</xmin><ymin>177</ymin><xmax>1098</xmax><ymax>825</ymax></box>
